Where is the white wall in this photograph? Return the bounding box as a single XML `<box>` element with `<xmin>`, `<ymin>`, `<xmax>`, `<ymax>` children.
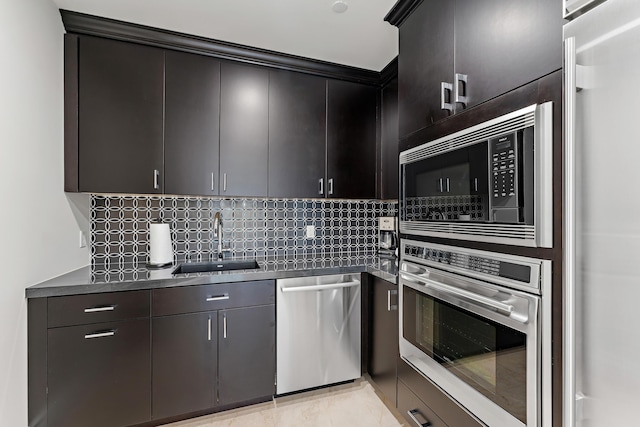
<box><xmin>0</xmin><ymin>0</ymin><xmax>89</xmax><ymax>424</ymax></box>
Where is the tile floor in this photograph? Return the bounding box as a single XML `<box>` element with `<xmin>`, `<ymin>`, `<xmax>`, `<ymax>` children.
<box><xmin>160</xmin><ymin>380</ymin><xmax>404</xmax><ymax>427</ymax></box>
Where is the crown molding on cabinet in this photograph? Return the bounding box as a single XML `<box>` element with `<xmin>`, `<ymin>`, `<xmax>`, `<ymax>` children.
<box><xmin>60</xmin><ymin>9</ymin><xmax>384</xmax><ymax>86</ymax></box>
<box><xmin>380</xmin><ymin>57</ymin><xmax>398</xmax><ymax>87</ymax></box>
<box><xmin>384</xmin><ymin>0</ymin><xmax>424</xmax><ymax>27</ymax></box>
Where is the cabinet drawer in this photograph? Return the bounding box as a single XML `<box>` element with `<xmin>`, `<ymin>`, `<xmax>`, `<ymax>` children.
<box><xmin>48</xmin><ymin>290</ymin><xmax>150</xmax><ymax>328</ymax></box>
<box><xmin>153</xmin><ymin>280</ymin><xmax>275</xmax><ymax>316</ymax></box>
<box><xmin>398</xmin><ymin>380</ymin><xmax>448</xmax><ymax>427</ymax></box>
<box><xmin>398</xmin><ymin>359</ymin><xmax>484</xmax><ymax>427</ymax></box>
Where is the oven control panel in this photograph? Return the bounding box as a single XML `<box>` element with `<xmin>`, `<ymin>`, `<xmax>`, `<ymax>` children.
<box><xmin>404</xmin><ymin>243</ymin><xmax>530</xmax><ymax>283</ymax></box>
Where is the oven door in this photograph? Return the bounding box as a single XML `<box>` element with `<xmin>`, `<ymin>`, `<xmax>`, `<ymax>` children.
<box><xmin>399</xmin><ymin>262</ymin><xmax>539</xmax><ymax>427</ymax></box>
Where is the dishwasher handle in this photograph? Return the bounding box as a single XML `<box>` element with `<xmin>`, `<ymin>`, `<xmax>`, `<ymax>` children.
<box><xmin>280</xmin><ymin>280</ymin><xmax>360</xmax><ymax>293</ymax></box>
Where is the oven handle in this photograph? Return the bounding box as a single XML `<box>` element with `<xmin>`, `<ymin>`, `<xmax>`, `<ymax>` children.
<box><xmin>400</xmin><ymin>271</ymin><xmax>514</xmax><ymax>315</ymax></box>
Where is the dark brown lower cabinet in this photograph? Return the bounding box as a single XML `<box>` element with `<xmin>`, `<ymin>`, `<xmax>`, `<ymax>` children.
<box><xmin>47</xmin><ymin>319</ymin><xmax>151</xmax><ymax>427</ymax></box>
<box><xmin>368</xmin><ymin>276</ymin><xmax>398</xmax><ymax>404</ymax></box>
<box><xmin>218</xmin><ymin>305</ymin><xmax>276</xmax><ymax>406</ymax></box>
<box><xmin>397</xmin><ymin>380</ymin><xmax>448</xmax><ymax>427</ymax></box>
<box><xmin>152</xmin><ymin>312</ymin><xmax>217</xmax><ymax>420</ymax></box>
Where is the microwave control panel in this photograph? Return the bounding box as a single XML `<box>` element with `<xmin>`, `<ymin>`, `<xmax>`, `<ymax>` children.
<box><xmin>490</xmin><ymin>132</ymin><xmax>519</xmax><ymax>208</ymax></box>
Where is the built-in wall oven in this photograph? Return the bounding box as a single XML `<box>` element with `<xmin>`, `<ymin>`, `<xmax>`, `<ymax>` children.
<box><xmin>399</xmin><ymin>239</ymin><xmax>551</xmax><ymax>427</ymax></box>
<box><xmin>399</xmin><ymin>102</ymin><xmax>553</xmax><ymax>247</ymax></box>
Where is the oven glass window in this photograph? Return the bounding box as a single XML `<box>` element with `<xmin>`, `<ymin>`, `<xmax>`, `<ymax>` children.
<box><xmin>403</xmin><ymin>286</ymin><xmax>527</xmax><ymax>423</ymax></box>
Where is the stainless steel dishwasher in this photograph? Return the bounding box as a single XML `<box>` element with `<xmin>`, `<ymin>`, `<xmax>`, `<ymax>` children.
<box><xmin>276</xmin><ymin>273</ymin><xmax>361</xmax><ymax>395</ymax></box>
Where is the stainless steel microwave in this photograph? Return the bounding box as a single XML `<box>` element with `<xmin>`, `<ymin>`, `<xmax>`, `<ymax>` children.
<box><xmin>399</xmin><ymin>102</ymin><xmax>553</xmax><ymax>247</ymax></box>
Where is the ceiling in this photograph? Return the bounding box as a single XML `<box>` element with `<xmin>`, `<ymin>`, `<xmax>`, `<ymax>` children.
<box><xmin>51</xmin><ymin>0</ymin><xmax>399</xmax><ymax>71</ymax></box>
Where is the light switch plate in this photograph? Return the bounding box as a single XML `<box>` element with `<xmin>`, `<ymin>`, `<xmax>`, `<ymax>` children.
<box><xmin>305</xmin><ymin>225</ymin><xmax>315</xmax><ymax>239</ymax></box>
<box><xmin>79</xmin><ymin>230</ymin><xmax>87</xmax><ymax>248</ymax></box>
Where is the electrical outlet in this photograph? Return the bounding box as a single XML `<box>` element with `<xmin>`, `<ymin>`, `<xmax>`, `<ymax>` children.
<box><xmin>305</xmin><ymin>225</ymin><xmax>315</xmax><ymax>239</ymax></box>
<box><xmin>79</xmin><ymin>231</ymin><xmax>87</xmax><ymax>248</ymax></box>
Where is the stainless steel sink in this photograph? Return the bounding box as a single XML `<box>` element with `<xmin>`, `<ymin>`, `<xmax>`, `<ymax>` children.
<box><xmin>172</xmin><ymin>259</ymin><xmax>260</xmax><ymax>274</ymax></box>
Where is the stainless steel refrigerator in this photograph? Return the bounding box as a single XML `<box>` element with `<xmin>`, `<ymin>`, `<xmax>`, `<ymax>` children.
<box><xmin>564</xmin><ymin>0</ymin><xmax>640</xmax><ymax>425</ymax></box>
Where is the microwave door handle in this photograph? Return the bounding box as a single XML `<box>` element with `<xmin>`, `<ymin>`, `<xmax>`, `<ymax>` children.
<box><xmin>400</xmin><ymin>271</ymin><xmax>514</xmax><ymax>315</ymax></box>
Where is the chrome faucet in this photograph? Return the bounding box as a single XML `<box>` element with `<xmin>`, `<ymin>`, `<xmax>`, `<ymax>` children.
<box><xmin>213</xmin><ymin>212</ymin><xmax>224</xmax><ymax>260</ymax></box>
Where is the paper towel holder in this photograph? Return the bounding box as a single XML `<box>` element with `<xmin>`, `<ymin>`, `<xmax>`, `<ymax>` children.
<box><xmin>147</xmin><ymin>219</ymin><xmax>174</xmax><ymax>269</ymax></box>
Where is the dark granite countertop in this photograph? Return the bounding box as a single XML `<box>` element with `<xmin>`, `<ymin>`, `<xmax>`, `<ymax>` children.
<box><xmin>26</xmin><ymin>254</ymin><xmax>397</xmax><ymax>298</ymax></box>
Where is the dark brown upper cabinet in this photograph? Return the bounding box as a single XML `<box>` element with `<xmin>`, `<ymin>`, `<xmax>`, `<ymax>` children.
<box><xmin>164</xmin><ymin>51</ymin><xmax>221</xmax><ymax>196</ymax></box>
<box><xmin>77</xmin><ymin>36</ymin><xmax>164</xmax><ymax>194</ymax></box>
<box><xmin>381</xmin><ymin>77</ymin><xmax>399</xmax><ymax>200</ymax></box>
<box><xmin>268</xmin><ymin>70</ymin><xmax>327</xmax><ymax>199</ymax></box>
<box><xmin>327</xmin><ymin>79</ymin><xmax>378</xmax><ymax>199</ymax></box>
<box><xmin>390</xmin><ymin>0</ymin><xmax>562</xmax><ymax>139</ymax></box>
<box><xmin>219</xmin><ymin>62</ymin><xmax>269</xmax><ymax>197</ymax></box>
<box><xmin>397</xmin><ymin>0</ymin><xmax>454</xmax><ymax>138</ymax></box>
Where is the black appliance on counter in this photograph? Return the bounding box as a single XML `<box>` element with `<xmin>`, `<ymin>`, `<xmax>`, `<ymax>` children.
<box><xmin>399</xmin><ymin>103</ymin><xmax>553</xmax><ymax>248</ymax></box>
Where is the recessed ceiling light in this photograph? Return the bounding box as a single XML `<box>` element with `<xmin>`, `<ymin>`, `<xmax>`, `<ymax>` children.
<box><xmin>332</xmin><ymin>1</ymin><xmax>348</xmax><ymax>13</ymax></box>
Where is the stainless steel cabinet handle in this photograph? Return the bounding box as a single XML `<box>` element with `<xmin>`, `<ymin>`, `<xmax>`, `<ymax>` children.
<box><xmin>207</xmin><ymin>316</ymin><xmax>212</xmax><ymax>341</ymax></box>
<box><xmin>280</xmin><ymin>280</ymin><xmax>360</xmax><ymax>293</ymax></box>
<box><xmin>387</xmin><ymin>289</ymin><xmax>398</xmax><ymax>311</ymax></box>
<box><xmin>84</xmin><ymin>305</ymin><xmax>116</xmax><ymax>313</ymax></box>
<box><xmin>328</xmin><ymin>178</ymin><xmax>334</xmax><ymax>196</ymax></box>
<box><xmin>318</xmin><ymin>178</ymin><xmax>324</xmax><ymax>195</ymax></box>
<box><xmin>474</xmin><ymin>177</ymin><xmax>478</xmax><ymax>192</ymax></box>
<box><xmin>454</xmin><ymin>73</ymin><xmax>469</xmax><ymax>107</ymax></box>
<box><xmin>84</xmin><ymin>330</ymin><xmax>116</xmax><ymax>340</ymax></box>
<box><xmin>153</xmin><ymin>169</ymin><xmax>160</xmax><ymax>190</ymax></box>
<box><xmin>438</xmin><ymin>178</ymin><xmax>444</xmax><ymax>193</ymax></box>
<box><xmin>223</xmin><ymin>313</ymin><xmax>227</xmax><ymax>339</ymax></box>
<box><xmin>408</xmin><ymin>409</ymin><xmax>431</xmax><ymax>427</ymax></box>
<box><xmin>206</xmin><ymin>294</ymin><xmax>230</xmax><ymax>302</ymax></box>
<box><xmin>223</xmin><ymin>173</ymin><xmax>227</xmax><ymax>192</ymax></box>
<box><xmin>440</xmin><ymin>82</ymin><xmax>453</xmax><ymax>112</ymax></box>
<box><xmin>446</xmin><ymin>178</ymin><xmax>450</xmax><ymax>193</ymax></box>
<box><xmin>211</xmin><ymin>172</ymin><xmax>215</xmax><ymax>191</ymax></box>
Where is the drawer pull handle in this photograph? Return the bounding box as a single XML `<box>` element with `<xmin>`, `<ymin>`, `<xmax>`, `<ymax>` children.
<box><xmin>206</xmin><ymin>294</ymin><xmax>230</xmax><ymax>302</ymax></box>
<box><xmin>84</xmin><ymin>305</ymin><xmax>116</xmax><ymax>313</ymax></box>
<box><xmin>84</xmin><ymin>330</ymin><xmax>116</xmax><ymax>340</ymax></box>
<box><xmin>408</xmin><ymin>409</ymin><xmax>431</xmax><ymax>427</ymax></box>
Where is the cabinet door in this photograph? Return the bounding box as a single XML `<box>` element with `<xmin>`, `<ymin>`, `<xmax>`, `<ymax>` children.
<box><xmin>381</xmin><ymin>78</ymin><xmax>399</xmax><ymax>200</ymax></box>
<box><xmin>368</xmin><ymin>277</ymin><xmax>398</xmax><ymax>404</ymax></box>
<box><xmin>220</xmin><ymin>62</ymin><xmax>269</xmax><ymax>197</ymax></box>
<box><xmin>327</xmin><ymin>80</ymin><xmax>377</xmax><ymax>199</ymax></box>
<box><xmin>454</xmin><ymin>0</ymin><xmax>563</xmax><ymax>110</ymax></box>
<box><xmin>268</xmin><ymin>70</ymin><xmax>326</xmax><ymax>198</ymax></box>
<box><xmin>398</xmin><ymin>0</ymin><xmax>454</xmax><ymax>137</ymax></box>
<box><xmin>165</xmin><ymin>51</ymin><xmax>221</xmax><ymax>196</ymax></box>
<box><xmin>78</xmin><ymin>36</ymin><xmax>164</xmax><ymax>194</ymax></box>
<box><xmin>152</xmin><ymin>312</ymin><xmax>217</xmax><ymax>420</ymax></box>
<box><xmin>47</xmin><ymin>319</ymin><xmax>151</xmax><ymax>427</ymax></box>
<box><xmin>218</xmin><ymin>305</ymin><xmax>275</xmax><ymax>405</ymax></box>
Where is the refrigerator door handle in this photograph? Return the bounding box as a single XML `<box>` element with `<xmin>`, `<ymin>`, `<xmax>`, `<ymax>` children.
<box><xmin>564</xmin><ymin>36</ymin><xmax>578</xmax><ymax>427</ymax></box>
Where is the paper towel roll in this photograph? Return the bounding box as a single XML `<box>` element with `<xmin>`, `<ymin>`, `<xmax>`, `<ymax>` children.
<box><xmin>149</xmin><ymin>223</ymin><xmax>173</xmax><ymax>266</ymax></box>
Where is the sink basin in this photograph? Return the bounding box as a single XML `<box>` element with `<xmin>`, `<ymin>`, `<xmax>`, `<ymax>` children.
<box><xmin>172</xmin><ymin>260</ymin><xmax>260</xmax><ymax>274</ymax></box>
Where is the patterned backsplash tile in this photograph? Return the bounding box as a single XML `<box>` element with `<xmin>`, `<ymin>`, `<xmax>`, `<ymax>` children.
<box><xmin>90</xmin><ymin>195</ymin><xmax>397</xmax><ymax>273</ymax></box>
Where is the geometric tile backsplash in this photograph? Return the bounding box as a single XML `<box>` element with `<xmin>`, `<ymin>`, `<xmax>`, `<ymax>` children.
<box><xmin>91</xmin><ymin>195</ymin><xmax>397</xmax><ymax>274</ymax></box>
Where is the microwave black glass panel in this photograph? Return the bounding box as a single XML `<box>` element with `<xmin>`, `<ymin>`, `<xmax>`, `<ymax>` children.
<box><xmin>403</xmin><ymin>286</ymin><xmax>527</xmax><ymax>423</ymax></box>
<box><xmin>401</xmin><ymin>128</ymin><xmax>534</xmax><ymax>225</ymax></box>
<box><xmin>402</xmin><ymin>144</ymin><xmax>488</xmax><ymax>222</ymax></box>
